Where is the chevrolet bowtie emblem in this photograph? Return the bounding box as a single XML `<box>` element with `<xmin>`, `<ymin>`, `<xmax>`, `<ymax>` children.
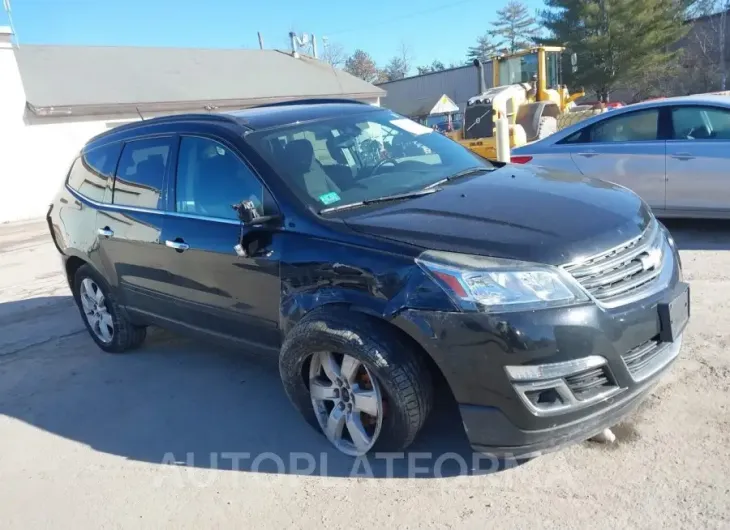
<box><xmin>639</xmin><ymin>247</ymin><xmax>662</xmax><ymax>271</ymax></box>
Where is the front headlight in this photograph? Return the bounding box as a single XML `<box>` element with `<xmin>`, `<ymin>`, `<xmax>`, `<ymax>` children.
<box><xmin>415</xmin><ymin>250</ymin><xmax>588</xmax><ymax>312</ymax></box>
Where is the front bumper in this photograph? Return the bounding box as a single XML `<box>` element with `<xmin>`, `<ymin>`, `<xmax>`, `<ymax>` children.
<box><xmin>395</xmin><ymin>246</ymin><xmax>686</xmax><ymax>457</ymax></box>
<box><xmin>463</xmin><ymin>340</ymin><xmax>678</xmax><ymax>458</ymax></box>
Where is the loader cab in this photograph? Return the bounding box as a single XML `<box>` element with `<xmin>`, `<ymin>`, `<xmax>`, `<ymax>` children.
<box><xmin>496</xmin><ymin>50</ymin><xmax>561</xmax><ymax>89</ymax></box>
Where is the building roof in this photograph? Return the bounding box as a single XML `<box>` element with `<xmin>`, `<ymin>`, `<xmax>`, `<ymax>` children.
<box><xmin>13</xmin><ymin>45</ymin><xmax>385</xmax><ymax>117</ymax></box>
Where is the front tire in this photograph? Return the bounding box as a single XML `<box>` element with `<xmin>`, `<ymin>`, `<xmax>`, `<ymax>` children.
<box><xmin>279</xmin><ymin>310</ymin><xmax>433</xmax><ymax>456</ymax></box>
<box><xmin>72</xmin><ymin>263</ymin><xmax>146</xmax><ymax>353</ymax></box>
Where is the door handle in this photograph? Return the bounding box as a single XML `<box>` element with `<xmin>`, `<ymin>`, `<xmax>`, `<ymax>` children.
<box><xmin>97</xmin><ymin>227</ymin><xmax>114</xmax><ymax>238</ymax></box>
<box><xmin>576</xmin><ymin>152</ymin><xmax>599</xmax><ymax>158</ymax></box>
<box><xmin>165</xmin><ymin>239</ymin><xmax>190</xmax><ymax>252</ymax></box>
<box><xmin>671</xmin><ymin>153</ymin><xmax>695</xmax><ymax>161</ymax></box>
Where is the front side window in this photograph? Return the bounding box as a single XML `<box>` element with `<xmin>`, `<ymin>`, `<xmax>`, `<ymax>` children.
<box><xmin>671</xmin><ymin>106</ymin><xmax>730</xmax><ymax>140</ymax></box>
<box><xmin>67</xmin><ymin>142</ymin><xmax>122</xmax><ymax>203</ymax></box>
<box><xmin>113</xmin><ymin>137</ymin><xmax>173</xmax><ymax>209</ymax></box>
<box><xmin>589</xmin><ymin>109</ymin><xmax>659</xmax><ymax>143</ymax></box>
<box><xmin>246</xmin><ymin>109</ymin><xmax>492</xmax><ymax>212</ymax></box>
<box><xmin>175</xmin><ymin>136</ymin><xmax>264</xmax><ymax>220</ymax></box>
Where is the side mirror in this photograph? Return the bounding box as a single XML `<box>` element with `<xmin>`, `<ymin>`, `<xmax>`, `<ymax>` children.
<box><xmin>232</xmin><ymin>200</ymin><xmax>281</xmax><ymax>227</ymax></box>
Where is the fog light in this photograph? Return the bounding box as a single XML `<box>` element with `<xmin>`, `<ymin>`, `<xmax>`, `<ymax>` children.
<box><xmin>525</xmin><ymin>388</ymin><xmax>564</xmax><ymax>407</ymax></box>
<box><xmin>505</xmin><ymin>356</ymin><xmax>607</xmax><ymax>381</ymax></box>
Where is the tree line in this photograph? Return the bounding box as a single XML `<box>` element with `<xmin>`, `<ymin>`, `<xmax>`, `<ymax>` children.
<box><xmin>328</xmin><ymin>0</ymin><xmax>729</xmax><ymax>101</ymax></box>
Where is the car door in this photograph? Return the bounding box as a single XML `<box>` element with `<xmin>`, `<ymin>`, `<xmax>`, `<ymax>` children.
<box><xmin>665</xmin><ymin>105</ymin><xmax>730</xmax><ymax>214</ymax></box>
<box><xmin>159</xmin><ymin>134</ymin><xmax>281</xmax><ymax>351</ymax></box>
<box><xmin>62</xmin><ymin>142</ymin><xmax>121</xmax><ymax>267</ymax></box>
<box><xmin>567</xmin><ymin>108</ymin><xmax>667</xmax><ymax>210</ymax></box>
<box><xmin>95</xmin><ymin>135</ymin><xmax>178</xmax><ymax>316</ymax></box>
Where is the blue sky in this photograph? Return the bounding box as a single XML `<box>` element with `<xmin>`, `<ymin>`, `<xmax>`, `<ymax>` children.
<box><xmin>1</xmin><ymin>0</ymin><xmax>544</xmax><ymax>69</ymax></box>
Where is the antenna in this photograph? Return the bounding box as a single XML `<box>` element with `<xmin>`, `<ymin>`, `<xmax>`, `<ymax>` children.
<box><xmin>289</xmin><ymin>31</ymin><xmax>318</xmax><ymax>58</ymax></box>
<box><xmin>136</xmin><ymin>107</ymin><xmax>145</xmax><ymax>121</ymax></box>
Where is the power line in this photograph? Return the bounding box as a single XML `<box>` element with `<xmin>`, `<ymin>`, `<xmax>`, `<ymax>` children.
<box><xmin>324</xmin><ymin>0</ymin><xmax>482</xmax><ymax>37</ymax></box>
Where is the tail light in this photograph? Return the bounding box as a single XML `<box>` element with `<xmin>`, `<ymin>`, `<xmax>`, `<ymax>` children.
<box><xmin>510</xmin><ymin>155</ymin><xmax>533</xmax><ymax>164</ymax></box>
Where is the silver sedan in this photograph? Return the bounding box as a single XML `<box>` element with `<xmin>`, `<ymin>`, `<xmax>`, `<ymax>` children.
<box><xmin>511</xmin><ymin>94</ymin><xmax>730</xmax><ymax>219</ymax></box>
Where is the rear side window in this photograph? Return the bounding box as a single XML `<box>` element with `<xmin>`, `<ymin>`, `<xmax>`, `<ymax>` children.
<box><xmin>589</xmin><ymin>109</ymin><xmax>659</xmax><ymax>143</ymax></box>
<box><xmin>558</xmin><ymin>129</ymin><xmax>587</xmax><ymax>145</ymax></box>
<box><xmin>113</xmin><ymin>137</ymin><xmax>174</xmax><ymax>209</ymax></box>
<box><xmin>67</xmin><ymin>143</ymin><xmax>122</xmax><ymax>203</ymax></box>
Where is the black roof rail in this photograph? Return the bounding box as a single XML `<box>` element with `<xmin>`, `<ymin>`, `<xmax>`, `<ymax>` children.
<box><xmin>250</xmin><ymin>98</ymin><xmax>369</xmax><ymax>109</ymax></box>
<box><xmin>88</xmin><ymin>112</ymin><xmax>240</xmax><ymax>144</ymax></box>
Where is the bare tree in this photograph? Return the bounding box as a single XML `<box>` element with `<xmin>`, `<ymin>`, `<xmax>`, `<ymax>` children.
<box><xmin>320</xmin><ymin>38</ymin><xmax>347</xmax><ymax>68</ymax></box>
<box><xmin>681</xmin><ymin>0</ymin><xmax>730</xmax><ymax>92</ymax></box>
<box><xmin>380</xmin><ymin>42</ymin><xmax>414</xmax><ymax>81</ymax></box>
<box><xmin>398</xmin><ymin>41</ymin><xmax>413</xmax><ymax>76</ymax></box>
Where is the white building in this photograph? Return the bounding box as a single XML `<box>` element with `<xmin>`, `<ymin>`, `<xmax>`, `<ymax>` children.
<box><xmin>0</xmin><ymin>27</ymin><xmax>384</xmax><ymax>223</ymax></box>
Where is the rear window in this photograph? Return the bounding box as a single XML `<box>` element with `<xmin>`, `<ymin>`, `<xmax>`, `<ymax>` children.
<box><xmin>113</xmin><ymin>137</ymin><xmax>174</xmax><ymax>210</ymax></box>
<box><xmin>66</xmin><ymin>142</ymin><xmax>122</xmax><ymax>203</ymax></box>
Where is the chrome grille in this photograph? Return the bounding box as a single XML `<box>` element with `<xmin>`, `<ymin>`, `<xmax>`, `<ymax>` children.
<box><xmin>564</xmin><ymin>221</ymin><xmax>664</xmax><ymax>303</ymax></box>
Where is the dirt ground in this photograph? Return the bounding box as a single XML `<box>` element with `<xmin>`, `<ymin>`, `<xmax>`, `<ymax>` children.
<box><xmin>1</xmin><ymin>219</ymin><xmax>728</xmax><ymax>529</ymax></box>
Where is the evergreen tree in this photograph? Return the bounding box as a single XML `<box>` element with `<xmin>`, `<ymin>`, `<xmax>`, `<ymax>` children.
<box><xmin>541</xmin><ymin>0</ymin><xmax>687</xmax><ymax>101</ymax></box>
<box><xmin>467</xmin><ymin>32</ymin><xmax>499</xmax><ymax>62</ymax></box>
<box><xmin>491</xmin><ymin>1</ymin><xmax>541</xmax><ymax>52</ymax></box>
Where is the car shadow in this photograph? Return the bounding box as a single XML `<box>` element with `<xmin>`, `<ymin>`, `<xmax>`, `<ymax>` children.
<box><xmin>0</xmin><ymin>295</ymin><xmax>526</xmax><ymax>479</ymax></box>
<box><xmin>662</xmin><ymin>218</ymin><xmax>730</xmax><ymax>250</ymax></box>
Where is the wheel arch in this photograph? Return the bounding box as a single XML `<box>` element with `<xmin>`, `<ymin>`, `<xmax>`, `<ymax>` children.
<box><xmin>285</xmin><ymin>302</ymin><xmax>453</xmax><ymax>399</ymax></box>
<box><xmin>64</xmin><ymin>254</ymin><xmax>90</xmax><ymax>290</ymax></box>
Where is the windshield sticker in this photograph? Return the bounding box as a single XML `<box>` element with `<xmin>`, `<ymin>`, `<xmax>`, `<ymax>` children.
<box><xmin>318</xmin><ymin>192</ymin><xmax>341</xmax><ymax>205</ymax></box>
<box><xmin>390</xmin><ymin>118</ymin><xmax>434</xmax><ymax>136</ymax></box>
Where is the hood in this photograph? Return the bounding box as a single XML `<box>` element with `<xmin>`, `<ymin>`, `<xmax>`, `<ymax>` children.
<box><xmin>342</xmin><ymin>166</ymin><xmax>652</xmax><ymax>266</ymax></box>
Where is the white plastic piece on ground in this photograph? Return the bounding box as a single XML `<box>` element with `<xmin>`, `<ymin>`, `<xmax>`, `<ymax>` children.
<box><xmin>496</xmin><ymin>116</ymin><xmax>510</xmax><ymax>162</ymax></box>
<box><xmin>589</xmin><ymin>428</ymin><xmax>617</xmax><ymax>444</ymax></box>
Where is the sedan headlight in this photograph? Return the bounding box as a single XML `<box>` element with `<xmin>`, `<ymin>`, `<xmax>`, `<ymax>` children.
<box><xmin>415</xmin><ymin>250</ymin><xmax>588</xmax><ymax>312</ymax></box>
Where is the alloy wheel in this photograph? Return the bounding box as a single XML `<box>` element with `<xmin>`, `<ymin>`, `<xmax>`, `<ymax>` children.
<box><xmin>79</xmin><ymin>278</ymin><xmax>114</xmax><ymax>344</ymax></box>
<box><xmin>309</xmin><ymin>351</ymin><xmax>384</xmax><ymax>456</ymax></box>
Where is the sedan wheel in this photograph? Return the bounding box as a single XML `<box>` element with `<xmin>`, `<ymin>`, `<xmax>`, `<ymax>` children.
<box><xmin>79</xmin><ymin>277</ymin><xmax>114</xmax><ymax>344</ymax></box>
<box><xmin>309</xmin><ymin>351</ymin><xmax>384</xmax><ymax>456</ymax></box>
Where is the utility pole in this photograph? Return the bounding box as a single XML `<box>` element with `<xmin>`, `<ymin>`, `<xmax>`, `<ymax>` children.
<box><xmin>2</xmin><ymin>0</ymin><xmax>18</xmax><ymax>44</ymax></box>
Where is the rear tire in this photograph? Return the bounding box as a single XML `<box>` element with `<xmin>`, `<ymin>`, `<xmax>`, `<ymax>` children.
<box><xmin>72</xmin><ymin>264</ymin><xmax>147</xmax><ymax>353</ymax></box>
<box><xmin>536</xmin><ymin>116</ymin><xmax>558</xmax><ymax>139</ymax></box>
<box><xmin>279</xmin><ymin>310</ymin><xmax>433</xmax><ymax>455</ymax></box>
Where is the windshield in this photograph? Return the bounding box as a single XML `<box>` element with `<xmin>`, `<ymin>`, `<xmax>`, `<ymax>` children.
<box><xmin>245</xmin><ymin>109</ymin><xmax>493</xmax><ymax>212</ymax></box>
<box><xmin>498</xmin><ymin>52</ymin><xmax>538</xmax><ymax>85</ymax></box>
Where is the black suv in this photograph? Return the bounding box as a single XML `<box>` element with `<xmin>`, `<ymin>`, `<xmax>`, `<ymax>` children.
<box><xmin>47</xmin><ymin>100</ymin><xmax>689</xmax><ymax>458</ymax></box>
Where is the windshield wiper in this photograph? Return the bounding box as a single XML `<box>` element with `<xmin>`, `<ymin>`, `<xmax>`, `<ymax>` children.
<box><xmin>319</xmin><ymin>187</ymin><xmax>441</xmax><ymax>214</ymax></box>
<box><xmin>424</xmin><ymin>166</ymin><xmax>494</xmax><ymax>189</ymax></box>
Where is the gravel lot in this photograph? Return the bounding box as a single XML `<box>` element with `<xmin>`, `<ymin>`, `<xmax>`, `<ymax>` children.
<box><xmin>1</xmin><ymin>219</ymin><xmax>728</xmax><ymax>528</ymax></box>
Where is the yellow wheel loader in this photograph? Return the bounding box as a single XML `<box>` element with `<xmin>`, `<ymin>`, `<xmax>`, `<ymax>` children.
<box><xmin>447</xmin><ymin>46</ymin><xmax>596</xmax><ymax>161</ymax></box>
